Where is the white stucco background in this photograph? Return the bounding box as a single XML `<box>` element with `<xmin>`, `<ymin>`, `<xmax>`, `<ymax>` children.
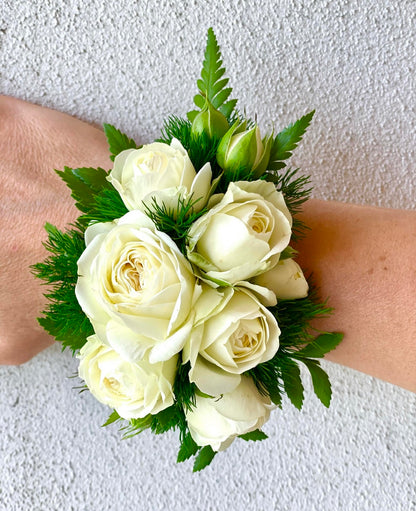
<box><xmin>0</xmin><ymin>1</ymin><xmax>415</xmax><ymax>510</ymax></box>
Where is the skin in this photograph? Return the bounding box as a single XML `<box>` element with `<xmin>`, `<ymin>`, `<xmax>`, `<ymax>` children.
<box><xmin>0</xmin><ymin>96</ymin><xmax>111</xmax><ymax>364</ymax></box>
<box><xmin>0</xmin><ymin>95</ymin><xmax>414</xmax><ymax>392</ymax></box>
<box><xmin>295</xmin><ymin>200</ymin><xmax>416</xmax><ymax>392</ymax></box>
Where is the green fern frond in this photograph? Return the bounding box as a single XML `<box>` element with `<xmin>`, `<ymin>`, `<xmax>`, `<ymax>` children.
<box><xmin>191</xmin><ymin>28</ymin><xmax>236</xmax><ymax>118</ymax></box>
<box><xmin>268</xmin><ymin>110</ymin><xmax>315</xmax><ymax>170</ymax></box>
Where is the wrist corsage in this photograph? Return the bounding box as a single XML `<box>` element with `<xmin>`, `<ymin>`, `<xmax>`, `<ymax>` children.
<box><xmin>33</xmin><ymin>28</ymin><xmax>343</xmax><ymax>471</ymax></box>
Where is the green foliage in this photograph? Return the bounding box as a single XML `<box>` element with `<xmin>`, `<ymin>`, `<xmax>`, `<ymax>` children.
<box><xmin>102</xmin><ymin>410</ymin><xmax>122</xmax><ymax>427</ymax></box>
<box><xmin>239</xmin><ymin>430</ymin><xmax>268</xmax><ymax>442</ymax></box>
<box><xmin>217</xmin><ymin>165</ymin><xmax>255</xmax><ymax>194</ymax></box>
<box><xmin>189</xmin><ymin>27</ymin><xmax>236</xmax><ymax>121</ymax></box>
<box><xmin>268</xmin><ymin>110</ymin><xmax>315</xmax><ymax>170</ymax></box>
<box><xmin>279</xmin><ymin>246</ymin><xmax>298</xmax><ymax>261</ymax></box>
<box><xmin>301</xmin><ymin>358</ymin><xmax>332</xmax><ymax>407</ymax></box>
<box><xmin>177</xmin><ymin>432</ymin><xmax>199</xmax><ymax>463</ymax></box>
<box><xmin>56</xmin><ymin>167</ymin><xmax>109</xmax><ymax>213</ymax></box>
<box><xmin>157</xmin><ymin>115</ymin><xmax>192</xmax><ymax>146</ymax></box>
<box><xmin>294</xmin><ymin>333</ymin><xmax>344</xmax><ymax>359</ymax></box>
<box><xmin>56</xmin><ymin>166</ymin><xmax>128</xmax><ymax>228</ymax></box>
<box><xmin>248</xmin><ymin>284</ymin><xmax>339</xmax><ymax>410</ymax></box>
<box><xmin>79</xmin><ymin>185</ymin><xmax>129</xmax><ymax>226</ymax></box>
<box><xmin>193</xmin><ymin>445</ymin><xmax>216</xmax><ymax>472</ymax></box>
<box><xmin>33</xmin><ymin>165</ymin><xmax>130</xmax><ymax>354</ymax></box>
<box><xmin>31</xmin><ymin>224</ymin><xmax>92</xmax><ymax>353</ymax></box>
<box><xmin>264</xmin><ymin>167</ymin><xmax>312</xmax><ymax>240</ymax></box>
<box><xmin>158</xmin><ymin>116</ymin><xmax>223</xmax><ymax>180</ymax></box>
<box><xmin>121</xmin><ymin>415</ymin><xmax>154</xmax><ymax>439</ymax></box>
<box><xmin>143</xmin><ymin>196</ymin><xmax>207</xmax><ymax>255</ymax></box>
<box><xmin>173</xmin><ymin>360</ymin><xmax>197</xmax><ymax>412</ymax></box>
<box><xmin>119</xmin><ymin>404</ymin><xmax>185</xmax><ymax>439</ymax></box>
<box><xmin>103</xmin><ymin>123</ymin><xmax>140</xmax><ymax>162</ymax></box>
<box><xmin>248</xmin><ymin>362</ymin><xmax>283</xmax><ymax>407</ymax></box>
<box><xmin>280</xmin><ymin>358</ymin><xmax>304</xmax><ymax>410</ymax></box>
<box><xmin>33</xmin><ymin>223</ymin><xmax>84</xmax><ymax>284</ymax></box>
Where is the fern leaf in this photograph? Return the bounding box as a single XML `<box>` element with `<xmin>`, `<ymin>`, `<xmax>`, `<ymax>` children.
<box><xmin>268</xmin><ymin>110</ymin><xmax>315</xmax><ymax>170</ymax></box>
<box><xmin>193</xmin><ymin>28</ymin><xmax>236</xmax><ymax>115</ymax></box>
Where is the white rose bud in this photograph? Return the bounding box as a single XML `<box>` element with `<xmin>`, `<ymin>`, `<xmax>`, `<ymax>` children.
<box><xmin>185</xmin><ymin>376</ymin><xmax>273</xmax><ymax>451</ymax></box>
<box><xmin>78</xmin><ymin>335</ymin><xmax>177</xmax><ymax>419</ymax></box>
<box><xmin>75</xmin><ymin>210</ymin><xmax>198</xmax><ymax>364</ymax></box>
<box><xmin>183</xmin><ymin>286</ymin><xmax>280</xmax><ymax>396</ymax></box>
<box><xmin>187</xmin><ymin>180</ymin><xmax>292</xmax><ymax>285</ymax></box>
<box><xmin>216</xmin><ymin>121</ymin><xmax>273</xmax><ymax>178</ymax></box>
<box><xmin>253</xmin><ymin>258</ymin><xmax>309</xmax><ymax>300</ymax></box>
<box><xmin>107</xmin><ymin>139</ymin><xmax>212</xmax><ymax>213</ymax></box>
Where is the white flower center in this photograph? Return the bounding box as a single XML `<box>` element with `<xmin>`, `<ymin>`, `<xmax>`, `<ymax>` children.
<box><xmin>135</xmin><ymin>151</ymin><xmax>168</xmax><ymax>174</ymax></box>
<box><xmin>103</xmin><ymin>376</ymin><xmax>122</xmax><ymax>396</ymax></box>
<box><xmin>230</xmin><ymin>319</ymin><xmax>262</xmax><ymax>360</ymax></box>
<box><xmin>248</xmin><ymin>210</ymin><xmax>270</xmax><ymax>235</ymax></box>
<box><xmin>120</xmin><ymin>256</ymin><xmax>144</xmax><ymax>292</ymax></box>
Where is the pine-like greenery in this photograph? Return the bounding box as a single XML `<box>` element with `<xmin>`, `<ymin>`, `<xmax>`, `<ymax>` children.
<box><xmin>143</xmin><ymin>196</ymin><xmax>207</xmax><ymax>255</ymax></box>
<box><xmin>157</xmin><ymin>116</ymin><xmax>224</xmax><ymax>180</ymax></box>
<box><xmin>31</xmin><ymin>224</ymin><xmax>93</xmax><ymax>352</ymax></box>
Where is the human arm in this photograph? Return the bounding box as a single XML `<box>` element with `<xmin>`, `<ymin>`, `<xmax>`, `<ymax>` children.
<box><xmin>1</xmin><ymin>96</ymin><xmax>414</xmax><ymax>393</ymax></box>
<box><xmin>295</xmin><ymin>199</ymin><xmax>416</xmax><ymax>392</ymax></box>
<box><xmin>0</xmin><ymin>96</ymin><xmax>111</xmax><ymax>364</ymax></box>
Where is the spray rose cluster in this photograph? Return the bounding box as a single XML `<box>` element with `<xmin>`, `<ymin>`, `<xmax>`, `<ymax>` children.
<box><xmin>76</xmin><ymin>135</ymin><xmax>308</xmax><ymax>451</ymax></box>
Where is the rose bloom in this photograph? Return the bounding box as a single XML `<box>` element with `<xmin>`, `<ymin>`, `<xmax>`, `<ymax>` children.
<box><xmin>75</xmin><ymin>210</ymin><xmax>198</xmax><ymax>364</ymax></box>
<box><xmin>183</xmin><ymin>285</ymin><xmax>280</xmax><ymax>396</ymax></box>
<box><xmin>107</xmin><ymin>138</ymin><xmax>212</xmax><ymax>213</ymax></box>
<box><xmin>253</xmin><ymin>258</ymin><xmax>309</xmax><ymax>300</ymax></box>
<box><xmin>78</xmin><ymin>335</ymin><xmax>177</xmax><ymax>419</ymax></box>
<box><xmin>185</xmin><ymin>376</ymin><xmax>273</xmax><ymax>451</ymax></box>
<box><xmin>186</xmin><ymin>180</ymin><xmax>292</xmax><ymax>286</ymax></box>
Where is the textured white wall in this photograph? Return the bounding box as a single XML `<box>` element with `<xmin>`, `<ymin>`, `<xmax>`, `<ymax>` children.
<box><xmin>0</xmin><ymin>1</ymin><xmax>415</xmax><ymax>510</ymax></box>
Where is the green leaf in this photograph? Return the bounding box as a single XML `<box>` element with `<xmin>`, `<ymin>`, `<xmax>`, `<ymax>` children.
<box><xmin>295</xmin><ymin>333</ymin><xmax>344</xmax><ymax>359</ymax></box>
<box><xmin>302</xmin><ymin>359</ymin><xmax>332</xmax><ymax>407</ymax></box>
<box><xmin>269</xmin><ymin>386</ymin><xmax>283</xmax><ymax>407</ymax></box>
<box><xmin>102</xmin><ymin>410</ymin><xmax>121</xmax><ymax>427</ymax></box>
<box><xmin>268</xmin><ymin>110</ymin><xmax>315</xmax><ymax>170</ymax></box>
<box><xmin>56</xmin><ymin>166</ymin><xmax>110</xmax><ymax>213</ymax></box>
<box><xmin>239</xmin><ymin>430</ymin><xmax>268</xmax><ymax>442</ymax></box>
<box><xmin>281</xmin><ymin>359</ymin><xmax>304</xmax><ymax>410</ymax></box>
<box><xmin>193</xmin><ymin>445</ymin><xmax>216</xmax><ymax>472</ymax></box>
<box><xmin>103</xmin><ymin>123</ymin><xmax>139</xmax><ymax>162</ymax></box>
<box><xmin>219</xmin><ymin>99</ymin><xmax>237</xmax><ymax>118</ymax></box>
<box><xmin>192</xmin><ymin>28</ymin><xmax>236</xmax><ymax>115</ymax></box>
<box><xmin>177</xmin><ymin>432</ymin><xmax>199</xmax><ymax>463</ymax></box>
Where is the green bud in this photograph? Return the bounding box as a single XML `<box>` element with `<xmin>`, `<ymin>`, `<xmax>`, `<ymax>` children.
<box><xmin>252</xmin><ymin>132</ymin><xmax>273</xmax><ymax>178</ymax></box>
<box><xmin>217</xmin><ymin>122</ymin><xmax>271</xmax><ymax>177</ymax></box>
<box><xmin>191</xmin><ymin>99</ymin><xmax>229</xmax><ymax>140</ymax></box>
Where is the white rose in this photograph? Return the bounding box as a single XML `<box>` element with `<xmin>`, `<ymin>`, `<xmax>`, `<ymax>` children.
<box><xmin>107</xmin><ymin>138</ymin><xmax>212</xmax><ymax>213</ymax></box>
<box><xmin>183</xmin><ymin>285</ymin><xmax>280</xmax><ymax>396</ymax></box>
<box><xmin>78</xmin><ymin>335</ymin><xmax>177</xmax><ymax>419</ymax></box>
<box><xmin>185</xmin><ymin>376</ymin><xmax>273</xmax><ymax>451</ymax></box>
<box><xmin>186</xmin><ymin>180</ymin><xmax>292</xmax><ymax>285</ymax></box>
<box><xmin>253</xmin><ymin>258</ymin><xmax>309</xmax><ymax>300</ymax></box>
<box><xmin>75</xmin><ymin>210</ymin><xmax>198</xmax><ymax>364</ymax></box>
